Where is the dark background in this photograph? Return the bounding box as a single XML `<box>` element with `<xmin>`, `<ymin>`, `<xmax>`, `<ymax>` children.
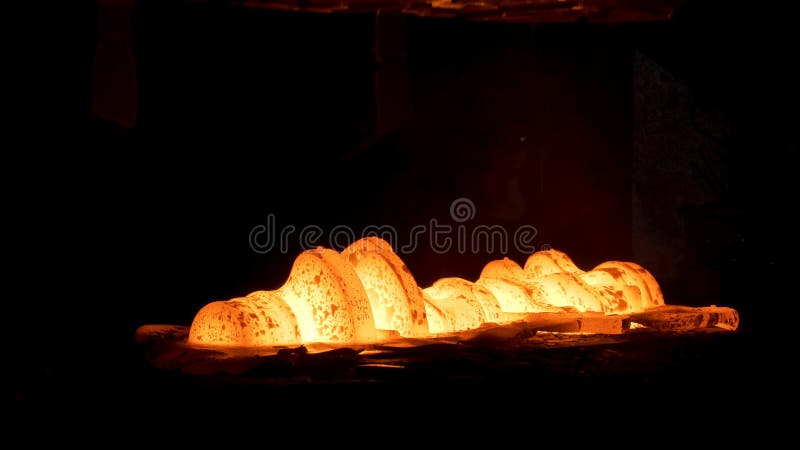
<box><xmin>12</xmin><ymin>0</ymin><xmax>797</xmax><ymax>430</ymax></box>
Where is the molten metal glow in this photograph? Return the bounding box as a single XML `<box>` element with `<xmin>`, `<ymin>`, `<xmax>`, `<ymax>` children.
<box><xmin>533</xmin><ymin>272</ymin><xmax>606</xmax><ymax>312</ymax></box>
<box><xmin>579</xmin><ymin>269</ymin><xmax>636</xmax><ymax>313</ymax></box>
<box><xmin>594</xmin><ymin>261</ymin><xmax>664</xmax><ymax>309</ymax></box>
<box><xmin>476</xmin><ymin>258</ymin><xmax>565</xmax><ymax>313</ymax></box>
<box><xmin>189</xmin><ymin>241</ymin><xmax>667</xmax><ymax>346</ymax></box>
<box><xmin>188</xmin><ymin>291</ymin><xmax>301</xmax><ymax>346</ymax></box>
<box><xmin>427</xmin><ymin>277</ymin><xmax>506</xmax><ymax>324</ymax></box>
<box><xmin>524</xmin><ymin>249</ymin><xmax>582</xmax><ymax>278</ymax></box>
<box><xmin>189</xmin><ymin>248</ymin><xmax>376</xmax><ymax>346</ymax></box>
<box><xmin>475</xmin><ymin>277</ymin><xmax>549</xmax><ymax>313</ymax></box>
<box><xmin>277</xmin><ymin>248</ymin><xmax>377</xmax><ymax>343</ymax></box>
<box><xmin>342</xmin><ymin>237</ymin><xmax>429</xmax><ymax>337</ymax></box>
<box><xmin>423</xmin><ymin>278</ymin><xmax>487</xmax><ymax>333</ymax></box>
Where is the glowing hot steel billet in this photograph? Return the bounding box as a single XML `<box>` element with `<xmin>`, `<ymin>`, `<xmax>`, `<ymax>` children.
<box><xmin>189</xmin><ymin>238</ymin><xmax>676</xmax><ymax>347</ymax></box>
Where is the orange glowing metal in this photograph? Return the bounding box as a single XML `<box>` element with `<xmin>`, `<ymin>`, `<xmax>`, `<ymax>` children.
<box><xmin>423</xmin><ymin>278</ymin><xmax>486</xmax><ymax>333</ymax></box>
<box><xmin>189</xmin><ymin>238</ymin><xmax>670</xmax><ymax>347</ymax></box>
<box><xmin>341</xmin><ymin>237</ymin><xmax>429</xmax><ymax>337</ymax></box>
